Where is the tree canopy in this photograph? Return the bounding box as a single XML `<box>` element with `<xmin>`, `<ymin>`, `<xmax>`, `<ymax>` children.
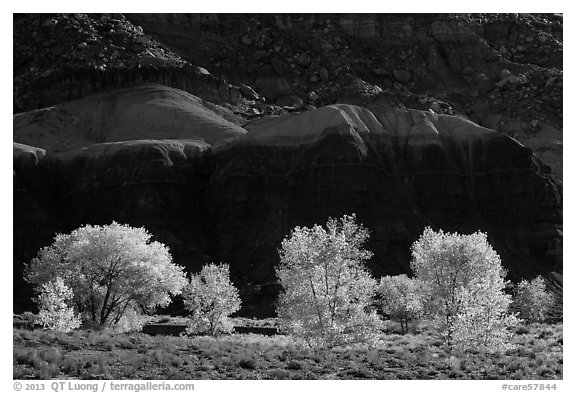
<box><xmin>26</xmin><ymin>222</ymin><xmax>187</xmax><ymax>329</ymax></box>
<box><xmin>411</xmin><ymin>227</ymin><xmax>517</xmax><ymax>351</ymax></box>
<box><xmin>182</xmin><ymin>263</ymin><xmax>241</xmax><ymax>336</ymax></box>
<box><xmin>276</xmin><ymin>214</ymin><xmax>381</xmax><ymax>347</ymax></box>
<box><xmin>376</xmin><ymin>274</ymin><xmax>424</xmax><ymax>334</ymax></box>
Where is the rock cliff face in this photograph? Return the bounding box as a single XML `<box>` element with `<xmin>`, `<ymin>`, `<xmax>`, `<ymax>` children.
<box><xmin>13</xmin><ymin>139</ymin><xmax>216</xmax><ymax>312</ymax></box>
<box><xmin>13</xmin><ymin>85</ymin><xmax>246</xmax><ymax>312</ymax></box>
<box><xmin>13</xmin><ymin>14</ymin><xmax>251</xmax><ymax>112</ymax></box>
<box><xmin>205</xmin><ymin>106</ymin><xmax>561</xmax><ymax>298</ymax></box>
<box><xmin>124</xmin><ymin>13</ymin><xmax>563</xmax><ymax>181</ymax></box>
<box><xmin>15</xmin><ymin>14</ymin><xmax>562</xmax><ymax>180</ymax></box>
<box><xmin>13</xmin><ymin>87</ymin><xmax>562</xmax><ymax>316</ymax></box>
<box><xmin>13</xmin><ymin>14</ymin><xmax>562</xmax><ymax>316</ymax></box>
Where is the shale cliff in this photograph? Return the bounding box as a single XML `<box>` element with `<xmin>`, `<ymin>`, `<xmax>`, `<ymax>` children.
<box><xmin>125</xmin><ymin>13</ymin><xmax>563</xmax><ymax>180</ymax></box>
<box><xmin>206</xmin><ymin>105</ymin><xmax>561</xmax><ymax>312</ymax></box>
<box><xmin>13</xmin><ymin>85</ymin><xmax>562</xmax><ymax>316</ymax></box>
<box><xmin>14</xmin><ymin>13</ymin><xmax>562</xmax><ymax>180</ymax></box>
<box><xmin>13</xmin><ymin>14</ymin><xmax>562</xmax><ymax>316</ymax></box>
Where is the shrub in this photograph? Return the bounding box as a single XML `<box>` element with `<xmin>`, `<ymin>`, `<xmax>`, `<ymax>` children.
<box><xmin>411</xmin><ymin>227</ymin><xmax>517</xmax><ymax>352</ymax></box>
<box><xmin>238</xmin><ymin>358</ymin><xmax>257</xmax><ymax>369</ymax></box>
<box><xmin>376</xmin><ymin>274</ymin><xmax>424</xmax><ymax>334</ymax></box>
<box><xmin>286</xmin><ymin>360</ymin><xmax>302</xmax><ymax>370</ymax></box>
<box><xmin>515</xmin><ymin>325</ymin><xmax>530</xmax><ymax>335</ymax></box>
<box><xmin>25</xmin><ymin>222</ymin><xmax>187</xmax><ymax>330</ymax></box>
<box><xmin>111</xmin><ymin>305</ymin><xmax>147</xmax><ymax>333</ymax></box>
<box><xmin>275</xmin><ymin>214</ymin><xmax>381</xmax><ymax>348</ymax></box>
<box><xmin>268</xmin><ymin>369</ymin><xmax>290</xmax><ymax>379</ymax></box>
<box><xmin>35</xmin><ymin>277</ymin><xmax>81</xmax><ymax>333</ymax></box>
<box><xmin>182</xmin><ymin>263</ymin><xmax>241</xmax><ymax>336</ymax></box>
<box><xmin>513</xmin><ymin>276</ymin><xmax>555</xmax><ymax>323</ymax></box>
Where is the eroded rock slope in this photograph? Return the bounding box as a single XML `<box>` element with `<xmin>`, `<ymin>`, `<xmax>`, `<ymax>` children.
<box><xmin>13</xmin><ymin>14</ymin><xmax>562</xmax><ymax>316</ymax></box>
<box><xmin>13</xmin><ymin>88</ymin><xmax>562</xmax><ymax>315</ymax></box>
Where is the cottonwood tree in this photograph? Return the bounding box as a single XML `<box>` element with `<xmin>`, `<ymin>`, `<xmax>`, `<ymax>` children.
<box><xmin>35</xmin><ymin>277</ymin><xmax>81</xmax><ymax>332</ymax></box>
<box><xmin>450</xmin><ymin>275</ymin><xmax>518</xmax><ymax>352</ymax></box>
<box><xmin>276</xmin><ymin>214</ymin><xmax>381</xmax><ymax>348</ymax></box>
<box><xmin>411</xmin><ymin>227</ymin><xmax>517</xmax><ymax>351</ymax></box>
<box><xmin>513</xmin><ymin>276</ymin><xmax>555</xmax><ymax>323</ymax></box>
<box><xmin>182</xmin><ymin>263</ymin><xmax>241</xmax><ymax>336</ymax></box>
<box><xmin>376</xmin><ymin>274</ymin><xmax>424</xmax><ymax>334</ymax></box>
<box><xmin>26</xmin><ymin>222</ymin><xmax>187</xmax><ymax>330</ymax></box>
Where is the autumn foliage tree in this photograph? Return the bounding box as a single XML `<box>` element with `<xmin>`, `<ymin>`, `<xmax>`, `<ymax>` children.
<box><xmin>181</xmin><ymin>263</ymin><xmax>241</xmax><ymax>336</ymax></box>
<box><xmin>25</xmin><ymin>222</ymin><xmax>187</xmax><ymax>330</ymax></box>
<box><xmin>513</xmin><ymin>276</ymin><xmax>555</xmax><ymax>323</ymax></box>
<box><xmin>35</xmin><ymin>277</ymin><xmax>81</xmax><ymax>332</ymax></box>
<box><xmin>411</xmin><ymin>227</ymin><xmax>517</xmax><ymax>351</ymax></box>
<box><xmin>376</xmin><ymin>274</ymin><xmax>424</xmax><ymax>334</ymax></box>
<box><xmin>276</xmin><ymin>214</ymin><xmax>381</xmax><ymax>348</ymax></box>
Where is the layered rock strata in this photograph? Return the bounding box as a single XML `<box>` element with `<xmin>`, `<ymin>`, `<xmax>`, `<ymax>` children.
<box><xmin>13</xmin><ymin>88</ymin><xmax>562</xmax><ymax>316</ymax></box>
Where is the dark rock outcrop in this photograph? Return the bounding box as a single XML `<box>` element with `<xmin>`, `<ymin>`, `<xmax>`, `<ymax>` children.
<box><xmin>122</xmin><ymin>13</ymin><xmax>562</xmax><ymax>182</ymax></box>
<box><xmin>206</xmin><ymin>105</ymin><xmax>562</xmax><ymax>292</ymax></box>
<box><xmin>14</xmin><ymin>143</ymin><xmax>57</xmax><ymax>312</ymax></box>
<box><xmin>14</xmin><ymin>14</ymin><xmax>563</xmax><ymax>181</ymax></box>
<box><xmin>13</xmin><ymin>139</ymin><xmax>215</xmax><ymax>313</ymax></box>
<box><xmin>13</xmin><ymin>90</ymin><xmax>562</xmax><ymax>316</ymax></box>
<box><xmin>13</xmin><ymin>14</ymin><xmax>562</xmax><ymax>316</ymax></box>
<box><xmin>13</xmin><ymin>14</ymin><xmax>246</xmax><ymax>112</ymax></box>
<box><xmin>13</xmin><ymin>85</ymin><xmax>247</xmax><ymax>312</ymax></box>
<box><xmin>52</xmin><ymin>139</ymin><xmax>214</xmax><ymax>268</ymax></box>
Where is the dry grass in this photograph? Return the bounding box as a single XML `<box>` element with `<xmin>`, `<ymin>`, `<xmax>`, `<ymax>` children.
<box><xmin>13</xmin><ymin>322</ymin><xmax>562</xmax><ymax>380</ymax></box>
